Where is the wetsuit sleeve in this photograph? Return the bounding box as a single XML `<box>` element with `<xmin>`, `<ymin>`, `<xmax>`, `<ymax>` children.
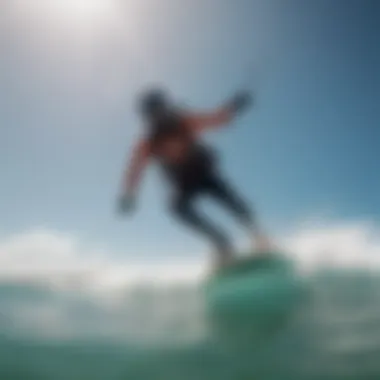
<box><xmin>184</xmin><ymin>92</ymin><xmax>252</xmax><ymax>133</ymax></box>
<box><xmin>122</xmin><ymin>139</ymin><xmax>151</xmax><ymax>197</ymax></box>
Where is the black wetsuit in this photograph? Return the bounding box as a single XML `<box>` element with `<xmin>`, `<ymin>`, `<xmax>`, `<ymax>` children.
<box><xmin>148</xmin><ymin>112</ymin><xmax>254</xmax><ymax>256</ymax></box>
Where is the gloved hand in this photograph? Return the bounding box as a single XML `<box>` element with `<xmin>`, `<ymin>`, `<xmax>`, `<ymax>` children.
<box><xmin>117</xmin><ymin>193</ymin><xmax>135</xmax><ymax>215</ymax></box>
<box><xmin>229</xmin><ymin>91</ymin><xmax>253</xmax><ymax>114</ymax></box>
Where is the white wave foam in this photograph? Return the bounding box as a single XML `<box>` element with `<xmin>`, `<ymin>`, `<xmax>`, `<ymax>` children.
<box><xmin>0</xmin><ymin>219</ymin><xmax>379</xmax><ymax>345</ymax></box>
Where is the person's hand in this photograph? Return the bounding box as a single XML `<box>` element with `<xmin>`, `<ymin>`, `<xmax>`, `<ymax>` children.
<box><xmin>229</xmin><ymin>91</ymin><xmax>253</xmax><ymax>114</ymax></box>
<box><xmin>117</xmin><ymin>193</ymin><xmax>135</xmax><ymax>216</ymax></box>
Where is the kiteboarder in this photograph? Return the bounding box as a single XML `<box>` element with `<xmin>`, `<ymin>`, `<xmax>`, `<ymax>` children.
<box><xmin>118</xmin><ymin>88</ymin><xmax>269</xmax><ymax>268</ymax></box>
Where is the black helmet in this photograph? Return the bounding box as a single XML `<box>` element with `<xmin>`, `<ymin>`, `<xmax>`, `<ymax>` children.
<box><xmin>138</xmin><ymin>88</ymin><xmax>168</xmax><ymax>118</ymax></box>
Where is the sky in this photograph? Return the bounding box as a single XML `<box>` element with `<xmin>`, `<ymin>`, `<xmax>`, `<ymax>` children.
<box><xmin>0</xmin><ymin>0</ymin><xmax>379</xmax><ymax>271</ymax></box>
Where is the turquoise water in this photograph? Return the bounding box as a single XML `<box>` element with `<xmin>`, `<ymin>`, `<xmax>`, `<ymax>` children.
<box><xmin>1</xmin><ymin>263</ymin><xmax>380</xmax><ymax>380</ymax></box>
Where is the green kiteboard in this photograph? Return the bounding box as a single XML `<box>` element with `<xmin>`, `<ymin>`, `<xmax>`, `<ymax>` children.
<box><xmin>204</xmin><ymin>251</ymin><xmax>304</xmax><ymax>343</ymax></box>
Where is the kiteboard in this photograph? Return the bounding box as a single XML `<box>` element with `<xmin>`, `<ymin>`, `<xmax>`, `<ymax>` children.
<box><xmin>204</xmin><ymin>251</ymin><xmax>304</xmax><ymax>341</ymax></box>
<box><xmin>209</xmin><ymin>252</ymin><xmax>281</xmax><ymax>279</ymax></box>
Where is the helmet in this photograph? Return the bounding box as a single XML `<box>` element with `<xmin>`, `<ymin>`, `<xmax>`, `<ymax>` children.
<box><xmin>138</xmin><ymin>88</ymin><xmax>168</xmax><ymax>118</ymax></box>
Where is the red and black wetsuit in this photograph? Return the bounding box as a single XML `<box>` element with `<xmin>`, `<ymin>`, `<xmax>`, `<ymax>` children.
<box><xmin>123</xmin><ymin>108</ymin><xmax>254</xmax><ymax>257</ymax></box>
<box><xmin>148</xmin><ymin>111</ymin><xmax>216</xmax><ymax>189</ymax></box>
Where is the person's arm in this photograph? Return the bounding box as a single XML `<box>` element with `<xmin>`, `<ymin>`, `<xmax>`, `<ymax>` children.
<box><xmin>118</xmin><ymin>139</ymin><xmax>151</xmax><ymax>213</ymax></box>
<box><xmin>185</xmin><ymin>91</ymin><xmax>252</xmax><ymax>133</ymax></box>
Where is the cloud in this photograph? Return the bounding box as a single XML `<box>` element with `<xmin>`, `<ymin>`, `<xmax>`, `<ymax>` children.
<box><xmin>283</xmin><ymin>219</ymin><xmax>380</xmax><ymax>272</ymax></box>
<box><xmin>0</xmin><ymin>228</ymin><xmax>205</xmax><ymax>287</ymax></box>
<box><xmin>0</xmin><ymin>219</ymin><xmax>379</xmax><ymax>285</ymax></box>
<box><xmin>0</xmin><ymin>228</ymin><xmax>106</xmax><ymax>277</ymax></box>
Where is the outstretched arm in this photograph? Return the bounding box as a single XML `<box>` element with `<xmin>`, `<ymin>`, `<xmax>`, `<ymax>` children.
<box><xmin>185</xmin><ymin>91</ymin><xmax>253</xmax><ymax>133</ymax></box>
<box><xmin>119</xmin><ymin>139</ymin><xmax>151</xmax><ymax>213</ymax></box>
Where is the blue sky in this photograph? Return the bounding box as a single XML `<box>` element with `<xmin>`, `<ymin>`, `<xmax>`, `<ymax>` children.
<box><xmin>0</xmin><ymin>0</ymin><xmax>378</xmax><ymax>260</ymax></box>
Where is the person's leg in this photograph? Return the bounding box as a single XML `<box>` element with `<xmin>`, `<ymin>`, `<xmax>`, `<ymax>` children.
<box><xmin>205</xmin><ymin>174</ymin><xmax>254</xmax><ymax>230</ymax></box>
<box><xmin>204</xmin><ymin>174</ymin><xmax>270</xmax><ymax>252</ymax></box>
<box><xmin>170</xmin><ymin>189</ymin><xmax>234</xmax><ymax>266</ymax></box>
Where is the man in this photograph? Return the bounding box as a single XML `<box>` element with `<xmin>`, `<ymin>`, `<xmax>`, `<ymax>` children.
<box><xmin>118</xmin><ymin>88</ymin><xmax>268</xmax><ymax>269</ymax></box>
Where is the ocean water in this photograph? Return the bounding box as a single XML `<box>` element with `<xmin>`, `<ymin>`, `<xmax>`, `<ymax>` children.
<box><xmin>0</xmin><ymin>260</ymin><xmax>380</xmax><ymax>380</ymax></box>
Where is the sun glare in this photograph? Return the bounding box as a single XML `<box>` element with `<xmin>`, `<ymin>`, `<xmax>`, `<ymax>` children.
<box><xmin>13</xmin><ymin>0</ymin><xmax>116</xmax><ymax>28</ymax></box>
<box><xmin>49</xmin><ymin>0</ymin><xmax>112</xmax><ymax>22</ymax></box>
